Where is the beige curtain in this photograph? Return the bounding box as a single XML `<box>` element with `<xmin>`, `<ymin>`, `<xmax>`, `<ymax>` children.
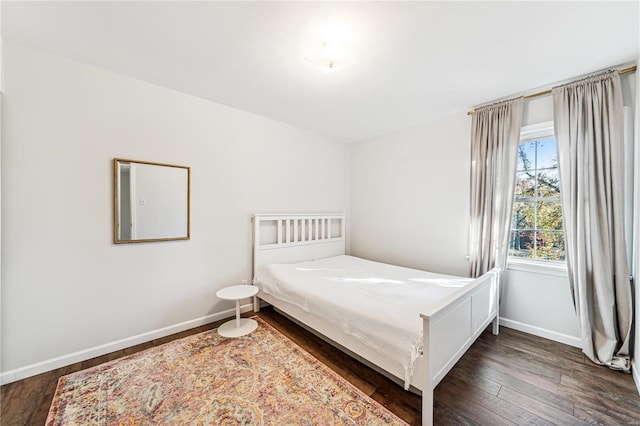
<box><xmin>553</xmin><ymin>71</ymin><xmax>632</xmax><ymax>372</ymax></box>
<box><xmin>469</xmin><ymin>97</ymin><xmax>524</xmax><ymax>278</ymax></box>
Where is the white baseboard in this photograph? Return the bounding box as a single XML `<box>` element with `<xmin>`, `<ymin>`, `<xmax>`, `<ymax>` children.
<box><xmin>633</xmin><ymin>359</ymin><xmax>640</xmax><ymax>396</ymax></box>
<box><xmin>499</xmin><ymin>317</ymin><xmax>582</xmax><ymax>348</ymax></box>
<box><xmin>0</xmin><ymin>304</ymin><xmax>252</xmax><ymax>385</ymax></box>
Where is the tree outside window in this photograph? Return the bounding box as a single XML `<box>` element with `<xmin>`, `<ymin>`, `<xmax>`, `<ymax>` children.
<box><xmin>509</xmin><ymin>136</ymin><xmax>565</xmax><ymax>262</ymax></box>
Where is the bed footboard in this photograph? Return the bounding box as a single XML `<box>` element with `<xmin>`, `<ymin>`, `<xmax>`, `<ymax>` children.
<box><xmin>420</xmin><ymin>268</ymin><xmax>500</xmax><ymax>426</ymax></box>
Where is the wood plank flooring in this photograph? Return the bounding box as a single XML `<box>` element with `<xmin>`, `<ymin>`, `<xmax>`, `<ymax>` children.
<box><xmin>1</xmin><ymin>308</ymin><xmax>639</xmax><ymax>425</ymax></box>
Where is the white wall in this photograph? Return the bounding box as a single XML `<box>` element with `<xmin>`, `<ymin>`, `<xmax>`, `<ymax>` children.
<box><xmin>0</xmin><ymin>4</ymin><xmax>3</xmax><ymax>92</ymax></box>
<box><xmin>0</xmin><ymin>4</ymin><xmax>4</xmax><ymax>385</ymax></box>
<box><xmin>499</xmin><ymin>268</ymin><xmax>579</xmax><ymax>345</ymax></box>
<box><xmin>0</xmin><ymin>43</ymin><xmax>350</xmax><ymax>381</ymax></box>
<box><xmin>350</xmin><ymin>113</ymin><xmax>471</xmax><ymax>276</ymax></box>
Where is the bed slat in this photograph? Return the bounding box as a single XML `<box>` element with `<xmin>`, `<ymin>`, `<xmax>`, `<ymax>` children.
<box><xmin>277</xmin><ymin>220</ymin><xmax>283</xmax><ymax>244</ymax></box>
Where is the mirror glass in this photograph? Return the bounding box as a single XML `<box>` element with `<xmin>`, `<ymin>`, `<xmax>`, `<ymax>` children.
<box><xmin>114</xmin><ymin>158</ymin><xmax>190</xmax><ymax>243</ymax></box>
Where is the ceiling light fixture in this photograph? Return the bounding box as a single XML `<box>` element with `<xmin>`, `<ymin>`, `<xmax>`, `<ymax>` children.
<box><xmin>305</xmin><ymin>40</ymin><xmax>355</xmax><ymax>74</ymax></box>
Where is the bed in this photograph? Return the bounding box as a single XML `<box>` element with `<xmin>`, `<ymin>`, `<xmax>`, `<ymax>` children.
<box><xmin>252</xmin><ymin>214</ymin><xmax>500</xmax><ymax>426</ymax></box>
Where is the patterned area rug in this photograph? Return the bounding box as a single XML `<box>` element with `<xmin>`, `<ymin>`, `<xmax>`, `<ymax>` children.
<box><xmin>46</xmin><ymin>317</ymin><xmax>408</xmax><ymax>425</ymax></box>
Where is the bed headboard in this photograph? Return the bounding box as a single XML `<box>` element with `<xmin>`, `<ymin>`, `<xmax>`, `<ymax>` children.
<box><xmin>252</xmin><ymin>214</ymin><xmax>346</xmax><ymax>275</ymax></box>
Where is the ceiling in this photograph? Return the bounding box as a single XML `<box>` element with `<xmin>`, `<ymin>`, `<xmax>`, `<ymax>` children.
<box><xmin>2</xmin><ymin>1</ymin><xmax>638</xmax><ymax>142</ymax></box>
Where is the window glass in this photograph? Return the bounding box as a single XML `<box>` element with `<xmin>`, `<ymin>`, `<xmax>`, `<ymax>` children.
<box><xmin>509</xmin><ymin>135</ymin><xmax>565</xmax><ymax>262</ymax></box>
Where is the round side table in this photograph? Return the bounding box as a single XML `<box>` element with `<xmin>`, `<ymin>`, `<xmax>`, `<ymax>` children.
<box><xmin>216</xmin><ymin>285</ymin><xmax>259</xmax><ymax>337</ymax></box>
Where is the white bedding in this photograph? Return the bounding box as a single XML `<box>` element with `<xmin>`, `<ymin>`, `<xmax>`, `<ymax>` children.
<box><xmin>253</xmin><ymin>255</ymin><xmax>474</xmax><ymax>389</ymax></box>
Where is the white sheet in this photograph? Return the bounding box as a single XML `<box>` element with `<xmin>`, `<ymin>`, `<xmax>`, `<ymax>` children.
<box><xmin>253</xmin><ymin>255</ymin><xmax>473</xmax><ymax>389</ymax></box>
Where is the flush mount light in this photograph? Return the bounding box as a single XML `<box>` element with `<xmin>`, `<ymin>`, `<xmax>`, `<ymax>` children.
<box><xmin>305</xmin><ymin>40</ymin><xmax>355</xmax><ymax>74</ymax></box>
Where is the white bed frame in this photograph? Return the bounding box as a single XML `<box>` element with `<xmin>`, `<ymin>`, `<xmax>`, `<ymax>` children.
<box><xmin>252</xmin><ymin>214</ymin><xmax>500</xmax><ymax>426</ymax></box>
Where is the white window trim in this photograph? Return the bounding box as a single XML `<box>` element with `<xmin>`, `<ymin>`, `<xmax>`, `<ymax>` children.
<box><xmin>507</xmin><ymin>257</ymin><xmax>568</xmax><ymax>277</ymax></box>
<box><xmin>520</xmin><ymin>121</ymin><xmax>554</xmax><ymax>141</ymax></box>
<box><xmin>509</xmin><ymin>120</ymin><xmax>566</xmax><ymax>268</ymax></box>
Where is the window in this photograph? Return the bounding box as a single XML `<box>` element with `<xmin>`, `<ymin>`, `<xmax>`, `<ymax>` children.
<box><xmin>509</xmin><ymin>123</ymin><xmax>565</xmax><ymax>262</ymax></box>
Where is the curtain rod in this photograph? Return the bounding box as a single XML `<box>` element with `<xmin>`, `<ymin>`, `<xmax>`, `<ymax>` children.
<box><xmin>466</xmin><ymin>65</ymin><xmax>637</xmax><ymax>115</ymax></box>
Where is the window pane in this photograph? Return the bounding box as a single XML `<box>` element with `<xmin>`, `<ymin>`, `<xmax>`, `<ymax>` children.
<box><xmin>535</xmin><ymin>231</ymin><xmax>565</xmax><ymax>261</ymax></box>
<box><xmin>509</xmin><ymin>131</ymin><xmax>565</xmax><ymax>263</ymax></box>
<box><xmin>537</xmin><ymin>168</ymin><xmax>560</xmax><ymax>197</ymax></box>
<box><xmin>536</xmin><ymin>201</ymin><xmax>563</xmax><ymax>230</ymax></box>
<box><xmin>517</xmin><ymin>141</ymin><xmax>536</xmax><ymax>172</ymax></box>
<box><xmin>509</xmin><ymin>230</ymin><xmax>535</xmax><ymax>258</ymax></box>
<box><xmin>512</xmin><ymin>201</ymin><xmax>534</xmax><ymax>229</ymax></box>
<box><xmin>536</xmin><ymin>138</ymin><xmax>558</xmax><ymax>169</ymax></box>
<box><xmin>515</xmin><ymin>171</ymin><xmax>536</xmax><ymax>198</ymax></box>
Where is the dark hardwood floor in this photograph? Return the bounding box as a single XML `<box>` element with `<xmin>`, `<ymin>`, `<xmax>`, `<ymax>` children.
<box><xmin>2</xmin><ymin>308</ymin><xmax>639</xmax><ymax>425</ymax></box>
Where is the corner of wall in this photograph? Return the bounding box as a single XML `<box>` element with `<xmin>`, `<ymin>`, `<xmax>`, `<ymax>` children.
<box><xmin>633</xmin><ymin>359</ymin><xmax>640</xmax><ymax>396</ymax></box>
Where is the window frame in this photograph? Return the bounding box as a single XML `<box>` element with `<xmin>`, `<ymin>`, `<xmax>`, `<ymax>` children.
<box><xmin>507</xmin><ymin>121</ymin><xmax>568</xmax><ymax>274</ymax></box>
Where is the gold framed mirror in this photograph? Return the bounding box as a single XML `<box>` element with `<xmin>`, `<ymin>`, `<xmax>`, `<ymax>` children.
<box><xmin>114</xmin><ymin>158</ymin><xmax>190</xmax><ymax>244</ymax></box>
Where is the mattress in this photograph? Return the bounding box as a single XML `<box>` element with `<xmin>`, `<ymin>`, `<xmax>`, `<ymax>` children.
<box><xmin>253</xmin><ymin>255</ymin><xmax>473</xmax><ymax>388</ymax></box>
